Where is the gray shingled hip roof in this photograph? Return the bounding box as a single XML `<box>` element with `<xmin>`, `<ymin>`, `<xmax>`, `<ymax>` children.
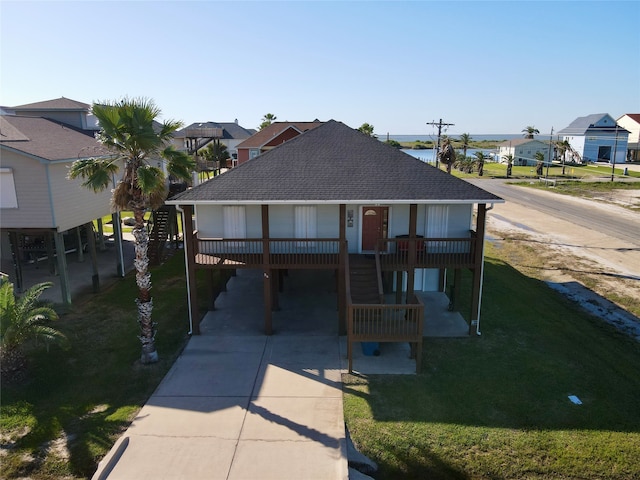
<box><xmin>168</xmin><ymin>120</ymin><xmax>503</xmax><ymax>205</ymax></box>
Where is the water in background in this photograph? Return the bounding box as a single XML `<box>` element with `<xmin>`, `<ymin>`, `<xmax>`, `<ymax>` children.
<box><xmin>401</xmin><ymin>148</ymin><xmax>497</xmax><ymax>162</ymax></box>
<box><xmin>384</xmin><ymin>133</ymin><xmax>529</xmax><ymax>162</ymax></box>
<box><xmin>381</xmin><ymin>133</ymin><xmax>526</xmax><ymax>142</ymax></box>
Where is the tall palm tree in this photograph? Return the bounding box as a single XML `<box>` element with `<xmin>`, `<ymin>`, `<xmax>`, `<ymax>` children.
<box><xmin>474</xmin><ymin>151</ymin><xmax>488</xmax><ymax>176</ymax></box>
<box><xmin>69</xmin><ymin>98</ymin><xmax>195</xmax><ymax>364</ymax></box>
<box><xmin>502</xmin><ymin>154</ymin><xmax>514</xmax><ymax>178</ymax></box>
<box><xmin>522</xmin><ymin>126</ymin><xmax>540</xmax><ymax>139</ymax></box>
<box><xmin>1</xmin><ymin>279</ymin><xmax>68</xmax><ymax>380</ymax></box>
<box><xmin>259</xmin><ymin>113</ymin><xmax>277</xmax><ymax>130</ymax></box>
<box><xmin>459</xmin><ymin>133</ymin><xmax>472</xmax><ymax>159</ymax></box>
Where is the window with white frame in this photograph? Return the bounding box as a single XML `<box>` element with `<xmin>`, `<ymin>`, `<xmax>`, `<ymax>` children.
<box><xmin>0</xmin><ymin>168</ymin><xmax>18</xmax><ymax>208</ymax></box>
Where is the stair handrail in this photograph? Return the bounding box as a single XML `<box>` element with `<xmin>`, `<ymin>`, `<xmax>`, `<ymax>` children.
<box><xmin>374</xmin><ymin>245</ymin><xmax>385</xmax><ymax>304</ymax></box>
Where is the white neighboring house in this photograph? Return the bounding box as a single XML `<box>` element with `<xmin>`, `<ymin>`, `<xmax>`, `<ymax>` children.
<box><xmin>616</xmin><ymin>114</ymin><xmax>640</xmax><ymax>162</ymax></box>
<box><xmin>497</xmin><ymin>139</ymin><xmax>551</xmax><ymax>166</ymax></box>
<box><xmin>557</xmin><ymin>113</ymin><xmax>629</xmax><ymax>164</ymax></box>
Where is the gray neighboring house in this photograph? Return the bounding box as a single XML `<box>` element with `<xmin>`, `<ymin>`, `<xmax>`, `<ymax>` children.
<box><xmin>168</xmin><ymin>120</ymin><xmax>504</xmax><ymax>369</ymax></box>
<box><xmin>0</xmin><ymin>99</ymin><xmax>124</xmax><ymax>304</ymax></box>
<box><xmin>557</xmin><ymin>113</ymin><xmax>629</xmax><ymax>164</ymax></box>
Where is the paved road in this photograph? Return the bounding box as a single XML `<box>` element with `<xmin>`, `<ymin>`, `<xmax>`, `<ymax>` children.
<box><xmin>467</xmin><ymin>179</ymin><xmax>640</xmax><ymax>246</ymax></box>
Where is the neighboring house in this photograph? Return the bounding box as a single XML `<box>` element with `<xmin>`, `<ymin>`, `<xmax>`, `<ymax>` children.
<box><xmin>616</xmin><ymin>114</ymin><xmax>640</xmax><ymax>162</ymax></box>
<box><xmin>174</xmin><ymin>121</ymin><xmax>256</xmax><ymax>166</ymax></box>
<box><xmin>557</xmin><ymin>113</ymin><xmax>629</xmax><ymax>164</ymax></box>
<box><xmin>497</xmin><ymin>139</ymin><xmax>551</xmax><ymax>166</ymax></box>
<box><xmin>0</xmin><ymin>101</ymin><xmax>122</xmax><ymax>304</ymax></box>
<box><xmin>167</xmin><ymin>120</ymin><xmax>503</xmax><ymax>370</ymax></box>
<box><xmin>235</xmin><ymin>121</ymin><xmax>323</xmax><ymax>164</ymax></box>
<box><xmin>10</xmin><ymin>96</ymin><xmax>100</xmax><ymax>132</ymax></box>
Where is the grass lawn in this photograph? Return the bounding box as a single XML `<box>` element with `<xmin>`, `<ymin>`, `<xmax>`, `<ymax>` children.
<box><xmin>2</xmin><ymin>242</ymin><xmax>639</xmax><ymax>479</ymax></box>
<box><xmin>444</xmin><ymin>162</ymin><xmax>640</xmax><ymax>181</ymax></box>
<box><xmin>0</xmin><ymin>254</ymin><xmax>217</xmax><ymax>479</ymax></box>
<box><xmin>343</xmin><ymin>243</ymin><xmax>640</xmax><ymax>479</ymax></box>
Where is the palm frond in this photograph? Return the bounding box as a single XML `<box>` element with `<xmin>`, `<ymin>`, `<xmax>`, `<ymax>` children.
<box><xmin>136</xmin><ymin>165</ymin><xmax>165</xmax><ymax>194</ymax></box>
<box><xmin>68</xmin><ymin>158</ymin><xmax>120</xmax><ymax>192</ymax></box>
<box><xmin>163</xmin><ymin>146</ymin><xmax>196</xmax><ymax>181</ymax></box>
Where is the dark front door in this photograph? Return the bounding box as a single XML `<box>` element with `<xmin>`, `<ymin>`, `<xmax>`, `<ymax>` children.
<box><xmin>361</xmin><ymin>206</ymin><xmax>388</xmax><ymax>251</ymax></box>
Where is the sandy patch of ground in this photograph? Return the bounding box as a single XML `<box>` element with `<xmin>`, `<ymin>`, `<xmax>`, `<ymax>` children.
<box><xmin>485</xmin><ymin>190</ymin><xmax>640</xmax><ymax>341</ymax></box>
<box><xmin>588</xmin><ymin>187</ymin><xmax>640</xmax><ymax>210</ymax></box>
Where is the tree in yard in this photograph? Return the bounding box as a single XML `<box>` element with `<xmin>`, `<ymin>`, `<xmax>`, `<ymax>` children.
<box><xmin>502</xmin><ymin>154</ymin><xmax>514</xmax><ymax>178</ymax></box>
<box><xmin>474</xmin><ymin>151</ymin><xmax>488</xmax><ymax>176</ymax></box>
<box><xmin>459</xmin><ymin>133</ymin><xmax>472</xmax><ymax>159</ymax></box>
<box><xmin>199</xmin><ymin>140</ymin><xmax>230</xmax><ymax>178</ymax></box>
<box><xmin>522</xmin><ymin>126</ymin><xmax>540</xmax><ymax>139</ymax></box>
<box><xmin>357</xmin><ymin>123</ymin><xmax>376</xmax><ymax>137</ymax></box>
<box><xmin>1</xmin><ymin>279</ymin><xmax>69</xmax><ymax>382</ymax></box>
<box><xmin>438</xmin><ymin>137</ymin><xmax>456</xmax><ymax>174</ymax></box>
<box><xmin>68</xmin><ymin>97</ymin><xmax>195</xmax><ymax>364</ymax></box>
<box><xmin>534</xmin><ymin>151</ymin><xmax>545</xmax><ymax>176</ymax></box>
<box><xmin>259</xmin><ymin>113</ymin><xmax>277</xmax><ymax>130</ymax></box>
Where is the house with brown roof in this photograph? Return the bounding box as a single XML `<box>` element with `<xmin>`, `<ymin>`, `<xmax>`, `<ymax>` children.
<box><xmin>167</xmin><ymin>120</ymin><xmax>503</xmax><ymax>372</ymax></box>
<box><xmin>235</xmin><ymin>121</ymin><xmax>323</xmax><ymax>164</ymax></box>
<box><xmin>0</xmin><ymin>100</ymin><xmax>122</xmax><ymax>304</ymax></box>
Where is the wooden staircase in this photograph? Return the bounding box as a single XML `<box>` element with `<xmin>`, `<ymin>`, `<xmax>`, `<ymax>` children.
<box><xmin>148</xmin><ymin>205</ymin><xmax>176</xmax><ymax>266</ymax></box>
<box><xmin>349</xmin><ymin>255</ymin><xmax>383</xmax><ymax>304</ymax></box>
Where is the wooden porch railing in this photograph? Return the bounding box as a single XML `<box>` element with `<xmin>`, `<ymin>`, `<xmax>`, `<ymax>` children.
<box><xmin>376</xmin><ymin>235</ymin><xmax>476</xmax><ymax>270</ymax></box>
<box><xmin>194</xmin><ymin>237</ymin><xmax>341</xmax><ymax>269</ymax></box>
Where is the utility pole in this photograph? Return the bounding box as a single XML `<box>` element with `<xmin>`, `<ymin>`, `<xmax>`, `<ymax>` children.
<box><xmin>427</xmin><ymin>118</ymin><xmax>454</xmax><ymax>168</ymax></box>
<box><xmin>545</xmin><ymin>127</ymin><xmax>554</xmax><ymax>180</ymax></box>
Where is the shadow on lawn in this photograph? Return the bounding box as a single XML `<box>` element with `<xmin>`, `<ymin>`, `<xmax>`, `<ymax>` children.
<box><xmin>345</xmin><ymin>255</ymin><xmax>640</xmax><ymax>434</ymax></box>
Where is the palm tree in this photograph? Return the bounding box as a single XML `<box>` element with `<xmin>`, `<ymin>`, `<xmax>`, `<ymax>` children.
<box><xmin>357</xmin><ymin>123</ymin><xmax>375</xmax><ymax>137</ymax></box>
<box><xmin>259</xmin><ymin>113</ymin><xmax>277</xmax><ymax>130</ymax></box>
<box><xmin>68</xmin><ymin>98</ymin><xmax>195</xmax><ymax>364</ymax></box>
<box><xmin>474</xmin><ymin>151</ymin><xmax>488</xmax><ymax>176</ymax></box>
<box><xmin>199</xmin><ymin>140</ymin><xmax>230</xmax><ymax>178</ymax></box>
<box><xmin>1</xmin><ymin>279</ymin><xmax>68</xmax><ymax>381</ymax></box>
<box><xmin>502</xmin><ymin>154</ymin><xmax>514</xmax><ymax>178</ymax></box>
<box><xmin>459</xmin><ymin>133</ymin><xmax>472</xmax><ymax>159</ymax></box>
<box><xmin>522</xmin><ymin>126</ymin><xmax>540</xmax><ymax>139</ymax></box>
<box><xmin>534</xmin><ymin>151</ymin><xmax>545</xmax><ymax>176</ymax></box>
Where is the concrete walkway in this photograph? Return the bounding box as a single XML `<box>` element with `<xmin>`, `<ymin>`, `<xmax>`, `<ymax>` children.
<box><xmin>93</xmin><ymin>270</ymin><xmax>352</xmax><ymax>480</ymax></box>
<box><xmin>93</xmin><ymin>268</ymin><xmax>466</xmax><ymax>479</ymax></box>
<box><xmin>94</xmin><ymin>334</ymin><xmax>348</xmax><ymax>479</ymax></box>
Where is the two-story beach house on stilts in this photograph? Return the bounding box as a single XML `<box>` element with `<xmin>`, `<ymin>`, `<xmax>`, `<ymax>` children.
<box><xmin>167</xmin><ymin>120</ymin><xmax>503</xmax><ymax>371</ymax></box>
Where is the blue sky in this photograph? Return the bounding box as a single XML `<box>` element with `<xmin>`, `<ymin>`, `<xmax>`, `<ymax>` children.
<box><xmin>1</xmin><ymin>1</ymin><xmax>639</xmax><ymax>136</ymax></box>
